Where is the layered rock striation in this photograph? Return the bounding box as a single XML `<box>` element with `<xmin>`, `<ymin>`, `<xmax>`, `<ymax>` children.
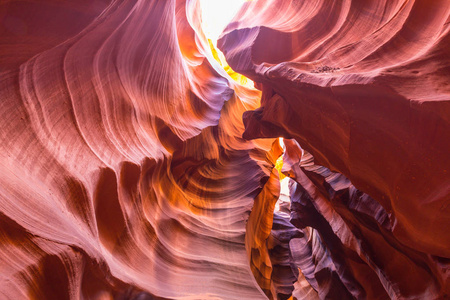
<box><xmin>1</xmin><ymin>0</ymin><xmax>274</xmax><ymax>299</ymax></box>
<box><xmin>1</xmin><ymin>0</ymin><xmax>449</xmax><ymax>299</ymax></box>
<box><xmin>219</xmin><ymin>0</ymin><xmax>450</xmax><ymax>299</ymax></box>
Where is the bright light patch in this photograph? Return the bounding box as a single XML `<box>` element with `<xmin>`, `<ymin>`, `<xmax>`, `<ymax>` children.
<box><xmin>199</xmin><ymin>0</ymin><xmax>254</xmax><ymax>88</ymax></box>
<box><xmin>275</xmin><ymin>138</ymin><xmax>286</xmax><ymax>180</ymax></box>
<box><xmin>199</xmin><ymin>0</ymin><xmax>246</xmax><ymax>44</ymax></box>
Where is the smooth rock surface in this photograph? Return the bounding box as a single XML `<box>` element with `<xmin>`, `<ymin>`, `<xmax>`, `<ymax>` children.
<box><xmin>0</xmin><ymin>0</ymin><xmax>274</xmax><ymax>299</ymax></box>
<box><xmin>1</xmin><ymin>0</ymin><xmax>449</xmax><ymax>299</ymax></box>
<box><xmin>219</xmin><ymin>0</ymin><xmax>450</xmax><ymax>298</ymax></box>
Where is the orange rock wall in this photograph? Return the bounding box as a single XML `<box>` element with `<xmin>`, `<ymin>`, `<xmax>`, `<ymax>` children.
<box><xmin>219</xmin><ymin>0</ymin><xmax>450</xmax><ymax>299</ymax></box>
<box><xmin>1</xmin><ymin>0</ymin><xmax>449</xmax><ymax>299</ymax></box>
<box><xmin>0</xmin><ymin>0</ymin><xmax>275</xmax><ymax>299</ymax></box>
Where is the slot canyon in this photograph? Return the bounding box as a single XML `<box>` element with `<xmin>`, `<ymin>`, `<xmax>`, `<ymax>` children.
<box><xmin>0</xmin><ymin>0</ymin><xmax>449</xmax><ymax>299</ymax></box>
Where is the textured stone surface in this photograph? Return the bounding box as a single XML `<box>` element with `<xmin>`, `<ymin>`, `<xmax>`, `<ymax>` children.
<box><xmin>1</xmin><ymin>0</ymin><xmax>449</xmax><ymax>299</ymax></box>
<box><xmin>219</xmin><ymin>0</ymin><xmax>450</xmax><ymax>298</ymax></box>
<box><xmin>0</xmin><ymin>0</ymin><xmax>273</xmax><ymax>299</ymax></box>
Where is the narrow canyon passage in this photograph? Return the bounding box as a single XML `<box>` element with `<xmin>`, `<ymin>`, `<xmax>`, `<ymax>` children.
<box><xmin>0</xmin><ymin>0</ymin><xmax>449</xmax><ymax>300</ymax></box>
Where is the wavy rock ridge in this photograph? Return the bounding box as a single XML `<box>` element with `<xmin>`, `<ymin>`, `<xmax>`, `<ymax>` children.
<box><xmin>1</xmin><ymin>0</ymin><xmax>275</xmax><ymax>298</ymax></box>
<box><xmin>1</xmin><ymin>0</ymin><xmax>449</xmax><ymax>299</ymax></box>
<box><xmin>219</xmin><ymin>0</ymin><xmax>450</xmax><ymax>299</ymax></box>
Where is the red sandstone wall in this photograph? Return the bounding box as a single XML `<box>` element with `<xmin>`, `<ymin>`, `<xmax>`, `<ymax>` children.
<box><xmin>1</xmin><ymin>0</ymin><xmax>449</xmax><ymax>299</ymax></box>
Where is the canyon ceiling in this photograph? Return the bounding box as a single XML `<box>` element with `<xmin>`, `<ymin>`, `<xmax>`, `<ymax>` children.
<box><xmin>0</xmin><ymin>0</ymin><xmax>449</xmax><ymax>299</ymax></box>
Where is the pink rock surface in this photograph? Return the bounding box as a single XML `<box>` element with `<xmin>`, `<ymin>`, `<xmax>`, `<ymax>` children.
<box><xmin>218</xmin><ymin>0</ymin><xmax>450</xmax><ymax>298</ymax></box>
<box><xmin>1</xmin><ymin>0</ymin><xmax>449</xmax><ymax>299</ymax></box>
<box><xmin>0</xmin><ymin>0</ymin><xmax>274</xmax><ymax>299</ymax></box>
